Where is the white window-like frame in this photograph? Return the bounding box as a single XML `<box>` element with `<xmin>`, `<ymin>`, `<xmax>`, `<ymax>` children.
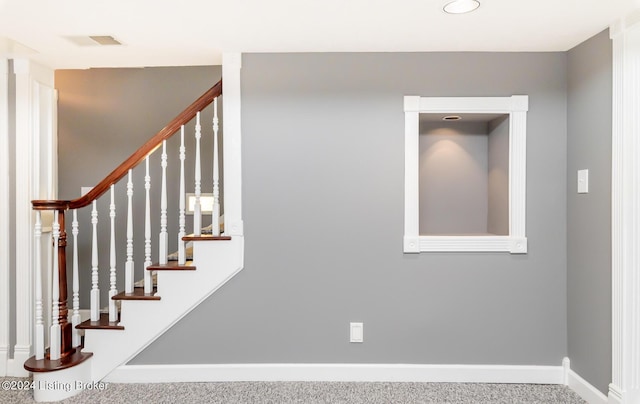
<box><xmin>403</xmin><ymin>95</ymin><xmax>528</xmax><ymax>254</ymax></box>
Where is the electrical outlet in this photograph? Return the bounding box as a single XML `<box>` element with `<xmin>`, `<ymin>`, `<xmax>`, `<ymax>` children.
<box><xmin>350</xmin><ymin>322</ymin><xmax>363</xmax><ymax>343</ymax></box>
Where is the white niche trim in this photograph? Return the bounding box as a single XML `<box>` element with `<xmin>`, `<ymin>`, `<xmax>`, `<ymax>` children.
<box><xmin>403</xmin><ymin>95</ymin><xmax>528</xmax><ymax>254</ymax></box>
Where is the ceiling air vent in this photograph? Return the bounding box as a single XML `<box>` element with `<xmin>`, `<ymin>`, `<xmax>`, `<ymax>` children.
<box><xmin>88</xmin><ymin>36</ymin><xmax>122</xmax><ymax>46</ymax></box>
<box><xmin>65</xmin><ymin>35</ymin><xmax>123</xmax><ymax>46</ymax></box>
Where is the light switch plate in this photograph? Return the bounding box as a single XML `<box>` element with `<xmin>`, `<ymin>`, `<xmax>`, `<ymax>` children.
<box><xmin>350</xmin><ymin>322</ymin><xmax>363</xmax><ymax>343</ymax></box>
<box><xmin>578</xmin><ymin>169</ymin><xmax>589</xmax><ymax>194</ymax></box>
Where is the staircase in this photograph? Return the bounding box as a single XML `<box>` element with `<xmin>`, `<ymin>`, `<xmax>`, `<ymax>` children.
<box><xmin>22</xmin><ymin>78</ymin><xmax>244</xmax><ymax>402</ymax></box>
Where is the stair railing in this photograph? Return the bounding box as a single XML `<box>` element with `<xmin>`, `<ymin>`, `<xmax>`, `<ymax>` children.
<box><xmin>27</xmin><ymin>79</ymin><xmax>222</xmax><ymax>365</ymax></box>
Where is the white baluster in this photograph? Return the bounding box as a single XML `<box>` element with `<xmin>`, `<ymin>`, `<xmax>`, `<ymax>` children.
<box><xmin>194</xmin><ymin>112</ymin><xmax>202</xmax><ymax>236</ymax></box>
<box><xmin>71</xmin><ymin>209</ymin><xmax>81</xmax><ymax>347</ymax></box>
<box><xmin>90</xmin><ymin>201</ymin><xmax>100</xmax><ymax>322</ymax></box>
<box><xmin>34</xmin><ymin>211</ymin><xmax>44</xmax><ymax>359</ymax></box>
<box><xmin>212</xmin><ymin>97</ymin><xmax>221</xmax><ymax>236</ymax></box>
<box><xmin>178</xmin><ymin>126</ymin><xmax>186</xmax><ymax>265</ymax></box>
<box><xmin>144</xmin><ymin>157</ymin><xmax>153</xmax><ymax>294</ymax></box>
<box><xmin>125</xmin><ymin>170</ymin><xmax>134</xmax><ymax>293</ymax></box>
<box><xmin>109</xmin><ymin>185</ymin><xmax>117</xmax><ymax>322</ymax></box>
<box><xmin>159</xmin><ymin>140</ymin><xmax>168</xmax><ymax>264</ymax></box>
<box><xmin>50</xmin><ymin>211</ymin><xmax>61</xmax><ymax>360</ymax></box>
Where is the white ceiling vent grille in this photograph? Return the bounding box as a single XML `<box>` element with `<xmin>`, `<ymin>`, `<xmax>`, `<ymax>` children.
<box><xmin>65</xmin><ymin>35</ymin><xmax>123</xmax><ymax>46</ymax></box>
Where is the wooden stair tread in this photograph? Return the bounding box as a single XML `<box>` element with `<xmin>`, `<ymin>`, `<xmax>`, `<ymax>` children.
<box><xmin>112</xmin><ymin>287</ymin><xmax>160</xmax><ymax>300</ymax></box>
<box><xmin>183</xmin><ymin>234</ymin><xmax>231</xmax><ymax>241</ymax></box>
<box><xmin>76</xmin><ymin>313</ymin><xmax>124</xmax><ymax>330</ymax></box>
<box><xmin>147</xmin><ymin>261</ymin><xmax>196</xmax><ymax>271</ymax></box>
<box><xmin>24</xmin><ymin>347</ymin><xmax>93</xmax><ymax>373</ymax></box>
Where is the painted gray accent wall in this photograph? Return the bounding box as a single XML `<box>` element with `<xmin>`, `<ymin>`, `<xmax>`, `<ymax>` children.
<box><xmin>487</xmin><ymin>116</ymin><xmax>509</xmax><ymax>235</ymax></box>
<box><xmin>419</xmin><ymin>121</ymin><xmax>489</xmax><ymax>235</ymax></box>
<box><xmin>133</xmin><ymin>52</ymin><xmax>568</xmax><ymax>366</ymax></box>
<box><xmin>56</xmin><ymin>66</ymin><xmax>221</xmax><ymax>308</ymax></box>
<box><xmin>567</xmin><ymin>29</ymin><xmax>612</xmax><ymax>395</ymax></box>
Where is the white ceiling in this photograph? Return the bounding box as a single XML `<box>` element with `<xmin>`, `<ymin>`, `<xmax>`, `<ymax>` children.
<box><xmin>0</xmin><ymin>0</ymin><xmax>637</xmax><ymax>69</ymax></box>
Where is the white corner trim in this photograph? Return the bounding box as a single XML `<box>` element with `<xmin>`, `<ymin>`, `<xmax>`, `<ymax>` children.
<box><xmin>222</xmin><ymin>52</ymin><xmax>243</xmax><ymax>237</ymax></box>
<box><xmin>562</xmin><ymin>359</ymin><xmax>608</xmax><ymax>404</ymax></box>
<box><xmin>105</xmin><ymin>363</ymin><xmax>564</xmax><ymax>384</ymax></box>
<box><xmin>403</xmin><ymin>95</ymin><xmax>528</xmax><ymax>254</ymax></box>
<box><xmin>610</xmin><ymin>11</ymin><xmax>640</xmax><ymax>404</ymax></box>
<box><xmin>0</xmin><ymin>58</ymin><xmax>9</xmax><ymax>377</ymax></box>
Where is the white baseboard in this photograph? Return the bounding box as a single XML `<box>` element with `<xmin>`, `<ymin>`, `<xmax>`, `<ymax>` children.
<box><xmin>105</xmin><ymin>363</ymin><xmax>565</xmax><ymax>384</ymax></box>
<box><xmin>608</xmin><ymin>383</ymin><xmax>622</xmax><ymax>404</ymax></box>
<box><xmin>9</xmin><ymin>350</ymin><xmax>31</xmax><ymax>377</ymax></box>
<box><xmin>563</xmin><ymin>358</ymin><xmax>608</xmax><ymax>404</ymax></box>
<box><xmin>0</xmin><ymin>348</ymin><xmax>7</xmax><ymax>376</ymax></box>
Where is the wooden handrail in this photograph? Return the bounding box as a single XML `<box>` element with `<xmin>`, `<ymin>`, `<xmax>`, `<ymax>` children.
<box><xmin>32</xmin><ymin>79</ymin><xmax>222</xmax><ymax>211</ymax></box>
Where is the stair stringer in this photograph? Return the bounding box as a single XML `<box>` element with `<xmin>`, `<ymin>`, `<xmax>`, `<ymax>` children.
<box><xmin>82</xmin><ymin>236</ymin><xmax>244</xmax><ymax>382</ymax></box>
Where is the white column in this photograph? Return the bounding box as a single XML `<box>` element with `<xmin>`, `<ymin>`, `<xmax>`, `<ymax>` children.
<box><xmin>193</xmin><ymin>112</ymin><xmax>202</xmax><ymax>236</ymax></box>
<box><xmin>144</xmin><ymin>157</ymin><xmax>153</xmax><ymax>293</ymax></box>
<box><xmin>222</xmin><ymin>53</ymin><xmax>244</xmax><ymax>236</ymax></box>
<box><xmin>12</xmin><ymin>59</ymin><xmax>34</xmax><ymax>374</ymax></box>
<box><xmin>108</xmin><ymin>185</ymin><xmax>117</xmax><ymax>322</ymax></box>
<box><xmin>610</xmin><ymin>13</ymin><xmax>640</xmax><ymax>404</ymax></box>
<box><xmin>71</xmin><ymin>210</ymin><xmax>81</xmax><ymax>348</ymax></box>
<box><xmin>125</xmin><ymin>170</ymin><xmax>134</xmax><ymax>293</ymax></box>
<box><xmin>212</xmin><ymin>97</ymin><xmax>221</xmax><ymax>236</ymax></box>
<box><xmin>159</xmin><ymin>141</ymin><xmax>168</xmax><ymax>264</ymax></box>
<box><xmin>12</xmin><ymin>58</ymin><xmax>54</xmax><ymax>376</ymax></box>
<box><xmin>0</xmin><ymin>58</ymin><xmax>10</xmax><ymax>375</ymax></box>
<box><xmin>90</xmin><ymin>201</ymin><xmax>100</xmax><ymax>321</ymax></box>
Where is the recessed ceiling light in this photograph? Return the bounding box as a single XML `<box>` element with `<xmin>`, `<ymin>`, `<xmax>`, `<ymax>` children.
<box><xmin>443</xmin><ymin>0</ymin><xmax>480</xmax><ymax>14</ymax></box>
<box><xmin>442</xmin><ymin>115</ymin><xmax>462</xmax><ymax>121</ymax></box>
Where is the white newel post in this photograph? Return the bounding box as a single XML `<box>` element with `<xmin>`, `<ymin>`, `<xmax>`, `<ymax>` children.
<box><xmin>125</xmin><ymin>170</ymin><xmax>134</xmax><ymax>293</ymax></box>
<box><xmin>194</xmin><ymin>112</ymin><xmax>202</xmax><ymax>236</ymax></box>
<box><xmin>108</xmin><ymin>185</ymin><xmax>117</xmax><ymax>322</ymax></box>
<box><xmin>610</xmin><ymin>12</ymin><xmax>640</xmax><ymax>404</ymax></box>
<box><xmin>144</xmin><ymin>157</ymin><xmax>153</xmax><ymax>293</ymax></box>
<box><xmin>34</xmin><ymin>211</ymin><xmax>44</xmax><ymax>359</ymax></box>
<box><xmin>212</xmin><ymin>97</ymin><xmax>221</xmax><ymax>236</ymax></box>
<box><xmin>222</xmin><ymin>53</ymin><xmax>244</xmax><ymax>237</ymax></box>
<box><xmin>90</xmin><ymin>201</ymin><xmax>100</xmax><ymax>321</ymax></box>
<box><xmin>159</xmin><ymin>141</ymin><xmax>168</xmax><ymax>264</ymax></box>
<box><xmin>71</xmin><ymin>210</ymin><xmax>81</xmax><ymax>348</ymax></box>
<box><xmin>178</xmin><ymin>126</ymin><xmax>186</xmax><ymax>264</ymax></box>
<box><xmin>49</xmin><ymin>211</ymin><xmax>60</xmax><ymax>360</ymax></box>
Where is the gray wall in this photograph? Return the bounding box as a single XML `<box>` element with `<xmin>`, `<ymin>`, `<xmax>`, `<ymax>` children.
<box><xmin>487</xmin><ymin>116</ymin><xmax>510</xmax><ymax>235</ymax></box>
<box><xmin>419</xmin><ymin>121</ymin><xmax>489</xmax><ymax>235</ymax></box>
<box><xmin>133</xmin><ymin>52</ymin><xmax>568</xmax><ymax>366</ymax></box>
<box><xmin>567</xmin><ymin>29</ymin><xmax>612</xmax><ymax>394</ymax></box>
<box><xmin>56</xmin><ymin>66</ymin><xmax>221</xmax><ymax>308</ymax></box>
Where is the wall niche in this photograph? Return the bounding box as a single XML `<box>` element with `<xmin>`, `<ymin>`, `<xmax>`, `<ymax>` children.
<box><xmin>403</xmin><ymin>95</ymin><xmax>528</xmax><ymax>254</ymax></box>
